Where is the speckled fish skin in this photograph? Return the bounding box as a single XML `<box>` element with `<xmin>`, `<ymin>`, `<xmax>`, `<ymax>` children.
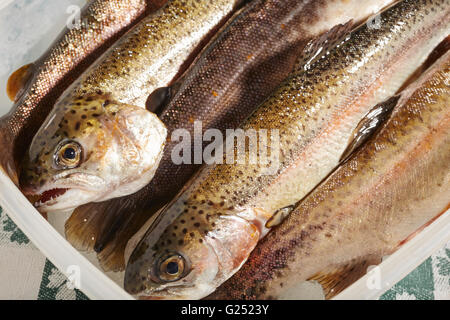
<box><xmin>208</xmin><ymin>50</ymin><xmax>450</xmax><ymax>300</ymax></box>
<box><xmin>20</xmin><ymin>0</ymin><xmax>243</xmax><ymax>212</ymax></box>
<box><xmin>125</xmin><ymin>0</ymin><xmax>450</xmax><ymax>299</ymax></box>
<box><xmin>0</xmin><ymin>0</ymin><xmax>166</xmax><ymax>182</ymax></box>
<box><xmin>69</xmin><ymin>0</ymin><xmax>396</xmax><ymax>272</ymax></box>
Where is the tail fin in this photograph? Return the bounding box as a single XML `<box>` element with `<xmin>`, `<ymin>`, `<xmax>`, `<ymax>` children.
<box><xmin>96</xmin><ymin>201</ymin><xmax>165</xmax><ymax>272</ymax></box>
<box><xmin>65</xmin><ymin>196</ymin><xmax>167</xmax><ymax>271</ymax></box>
<box><xmin>65</xmin><ymin>200</ymin><xmax>124</xmax><ymax>252</ymax></box>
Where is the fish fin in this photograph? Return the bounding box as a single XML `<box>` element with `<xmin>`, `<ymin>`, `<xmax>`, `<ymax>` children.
<box><xmin>265</xmin><ymin>205</ymin><xmax>295</xmax><ymax>228</ymax></box>
<box><xmin>95</xmin><ymin>200</ymin><xmax>167</xmax><ymax>272</ymax></box>
<box><xmin>340</xmin><ymin>95</ymin><xmax>400</xmax><ymax>163</ymax></box>
<box><xmin>308</xmin><ymin>257</ymin><xmax>382</xmax><ymax>299</ymax></box>
<box><xmin>6</xmin><ymin>63</ymin><xmax>34</xmax><ymax>102</ymax></box>
<box><xmin>145</xmin><ymin>81</ymin><xmax>182</xmax><ymax>116</ymax></box>
<box><xmin>65</xmin><ymin>200</ymin><xmax>122</xmax><ymax>252</ymax></box>
<box><xmin>146</xmin><ymin>87</ymin><xmax>172</xmax><ymax>115</ymax></box>
<box><xmin>294</xmin><ymin>20</ymin><xmax>354</xmax><ymax>73</ymax></box>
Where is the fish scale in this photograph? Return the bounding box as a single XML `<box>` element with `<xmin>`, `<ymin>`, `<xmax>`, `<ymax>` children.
<box><xmin>72</xmin><ymin>0</ymin><xmax>243</xmax><ymax>108</ymax></box>
<box><xmin>125</xmin><ymin>0</ymin><xmax>450</xmax><ymax>300</ymax></box>
<box><xmin>209</xmin><ymin>49</ymin><xmax>450</xmax><ymax>300</ymax></box>
<box><xmin>68</xmin><ymin>0</ymin><xmax>397</xmax><ymax>273</ymax></box>
<box><xmin>20</xmin><ymin>0</ymin><xmax>243</xmax><ymax>213</ymax></box>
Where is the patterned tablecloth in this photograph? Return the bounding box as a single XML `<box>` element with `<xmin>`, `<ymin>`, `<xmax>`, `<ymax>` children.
<box><xmin>0</xmin><ymin>206</ymin><xmax>448</xmax><ymax>300</ymax></box>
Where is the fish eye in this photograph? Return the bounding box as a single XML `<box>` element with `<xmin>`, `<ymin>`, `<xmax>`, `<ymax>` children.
<box><xmin>54</xmin><ymin>140</ymin><xmax>82</xmax><ymax>169</ymax></box>
<box><xmin>157</xmin><ymin>254</ymin><xmax>187</xmax><ymax>282</ymax></box>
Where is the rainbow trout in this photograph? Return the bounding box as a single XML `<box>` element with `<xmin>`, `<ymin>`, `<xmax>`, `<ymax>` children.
<box><xmin>66</xmin><ymin>0</ymin><xmax>396</xmax><ymax>272</ymax></box>
<box><xmin>0</xmin><ymin>0</ymin><xmax>167</xmax><ymax>183</ymax></box>
<box><xmin>208</xmin><ymin>50</ymin><xmax>450</xmax><ymax>300</ymax></box>
<box><xmin>124</xmin><ymin>0</ymin><xmax>450</xmax><ymax>299</ymax></box>
<box><xmin>19</xmin><ymin>0</ymin><xmax>243</xmax><ymax>213</ymax></box>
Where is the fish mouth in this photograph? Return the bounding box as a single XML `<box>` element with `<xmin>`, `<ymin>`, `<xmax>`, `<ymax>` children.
<box><xmin>30</xmin><ymin>188</ymin><xmax>69</xmax><ymax>207</ymax></box>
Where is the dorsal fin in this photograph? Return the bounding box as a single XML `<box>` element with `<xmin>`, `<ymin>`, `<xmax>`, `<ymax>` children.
<box><xmin>145</xmin><ymin>81</ymin><xmax>182</xmax><ymax>116</ymax></box>
<box><xmin>294</xmin><ymin>20</ymin><xmax>354</xmax><ymax>73</ymax></box>
<box><xmin>340</xmin><ymin>95</ymin><xmax>400</xmax><ymax>163</ymax></box>
<box><xmin>6</xmin><ymin>63</ymin><xmax>34</xmax><ymax>102</ymax></box>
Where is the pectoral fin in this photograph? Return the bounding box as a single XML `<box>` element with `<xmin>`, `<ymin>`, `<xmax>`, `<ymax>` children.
<box><xmin>340</xmin><ymin>95</ymin><xmax>399</xmax><ymax>163</ymax></box>
<box><xmin>7</xmin><ymin>63</ymin><xmax>34</xmax><ymax>102</ymax></box>
<box><xmin>294</xmin><ymin>21</ymin><xmax>354</xmax><ymax>73</ymax></box>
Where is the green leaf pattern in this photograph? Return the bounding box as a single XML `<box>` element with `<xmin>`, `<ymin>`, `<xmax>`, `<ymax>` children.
<box><xmin>0</xmin><ymin>207</ymin><xmax>30</xmax><ymax>246</ymax></box>
<box><xmin>38</xmin><ymin>259</ymin><xmax>88</xmax><ymax>300</ymax></box>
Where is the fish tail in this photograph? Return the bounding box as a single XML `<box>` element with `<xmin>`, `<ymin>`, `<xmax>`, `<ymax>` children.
<box><xmin>96</xmin><ymin>199</ymin><xmax>166</xmax><ymax>272</ymax></box>
<box><xmin>65</xmin><ymin>197</ymin><xmax>159</xmax><ymax>271</ymax></box>
<box><xmin>65</xmin><ymin>195</ymin><xmax>166</xmax><ymax>271</ymax></box>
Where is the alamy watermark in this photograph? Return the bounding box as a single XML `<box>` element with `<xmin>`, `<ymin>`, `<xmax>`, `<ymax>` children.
<box><xmin>66</xmin><ymin>265</ymin><xmax>81</xmax><ymax>290</ymax></box>
<box><xmin>171</xmin><ymin>121</ymin><xmax>281</xmax><ymax>175</ymax></box>
<box><xmin>66</xmin><ymin>5</ymin><xmax>81</xmax><ymax>30</ymax></box>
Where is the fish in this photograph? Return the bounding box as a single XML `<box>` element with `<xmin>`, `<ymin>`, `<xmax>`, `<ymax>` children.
<box><xmin>19</xmin><ymin>0</ymin><xmax>244</xmax><ymax>213</ymax></box>
<box><xmin>0</xmin><ymin>0</ymin><xmax>168</xmax><ymax>183</ymax></box>
<box><xmin>66</xmin><ymin>0</ymin><xmax>397</xmax><ymax>271</ymax></box>
<box><xmin>207</xmin><ymin>49</ymin><xmax>450</xmax><ymax>300</ymax></box>
<box><xmin>124</xmin><ymin>0</ymin><xmax>450</xmax><ymax>299</ymax></box>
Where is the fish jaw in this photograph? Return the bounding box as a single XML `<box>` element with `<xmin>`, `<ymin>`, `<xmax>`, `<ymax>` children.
<box><xmin>21</xmin><ymin>96</ymin><xmax>167</xmax><ymax>213</ymax></box>
<box><xmin>31</xmin><ymin>187</ymin><xmax>102</xmax><ymax>213</ymax></box>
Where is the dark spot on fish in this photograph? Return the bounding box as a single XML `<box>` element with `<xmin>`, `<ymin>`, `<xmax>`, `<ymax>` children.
<box><xmin>71</xmin><ymin>110</ymin><xmax>76</xmax><ymax>114</ymax></box>
<box><xmin>75</xmin><ymin>122</ymin><xmax>81</xmax><ymax>131</ymax></box>
<box><xmin>81</xmin><ymin>115</ymin><xmax>87</xmax><ymax>119</ymax></box>
<box><xmin>194</xmin><ymin>223</ymin><xmax>200</xmax><ymax>227</ymax></box>
<box><xmin>93</xmin><ymin>114</ymin><xmax>100</xmax><ymax>118</ymax></box>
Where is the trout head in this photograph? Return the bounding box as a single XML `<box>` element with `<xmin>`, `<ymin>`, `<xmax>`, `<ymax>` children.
<box><xmin>20</xmin><ymin>94</ymin><xmax>167</xmax><ymax>213</ymax></box>
<box><xmin>124</xmin><ymin>196</ymin><xmax>260</xmax><ymax>300</ymax></box>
